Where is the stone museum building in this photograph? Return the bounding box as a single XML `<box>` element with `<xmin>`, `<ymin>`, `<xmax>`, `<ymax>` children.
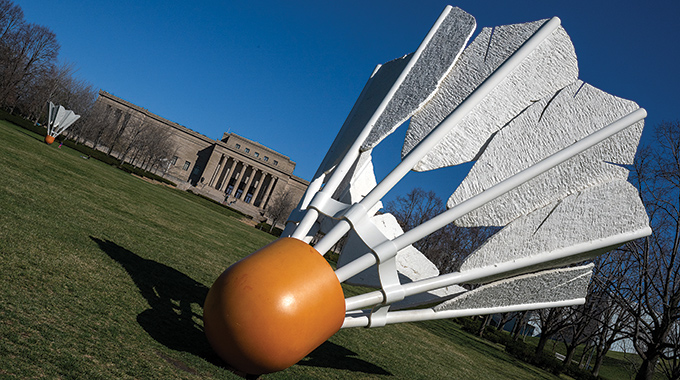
<box><xmin>95</xmin><ymin>90</ymin><xmax>308</xmax><ymax>222</ymax></box>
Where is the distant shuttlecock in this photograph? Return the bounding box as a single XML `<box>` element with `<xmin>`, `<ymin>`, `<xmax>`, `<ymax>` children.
<box><xmin>203</xmin><ymin>5</ymin><xmax>650</xmax><ymax>375</ymax></box>
<box><xmin>44</xmin><ymin>102</ymin><xmax>80</xmax><ymax>144</ymax></box>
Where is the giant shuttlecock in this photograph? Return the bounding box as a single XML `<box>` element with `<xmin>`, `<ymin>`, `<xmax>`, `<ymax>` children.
<box><xmin>44</xmin><ymin>102</ymin><xmax>80</xmax><ymax>144</ymax></box>
<box><xmin>203</xmin><ymin>5</ymin><xmax>650</xmax><ymax>375</ymax></box>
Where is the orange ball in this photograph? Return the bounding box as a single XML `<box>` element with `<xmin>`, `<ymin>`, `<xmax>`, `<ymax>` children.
<box><xmin>44</xmin><ymin>135</ymin><xmax>55</xmax><ymax>144</ymax></box>
<box><xmin>203</xmin><ymin>237</ymin><xmax>346</xmax><ymax>374</ymax></box>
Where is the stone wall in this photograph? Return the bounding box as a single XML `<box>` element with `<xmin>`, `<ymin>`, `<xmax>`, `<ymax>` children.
<box><xmin>94</xmin><ymin>90</ymin><xmax>308</xmax><ymax>224</ymax></box>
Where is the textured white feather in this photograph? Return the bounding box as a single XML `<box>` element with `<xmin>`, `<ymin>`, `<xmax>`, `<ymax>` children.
<box><xmin>449</xmin><ymin>81</ymin><xmax>643</xmax><ymax>227</ymax></box>
<box><xmin>361</xmin><ymin>6</ymin><xmax>475</xmax><ymax>150</ymax></box>
<box><xmin>459</xmin><ymin>180</ymin><xmax>649</xmax><ymax>275</ymax></box>
<box><xmin>403</xmin><ymin>20</ymin><xmax>578</xmax><ymax>170</ymax></box>
<box><xmin>435</xmin><ymin>264</ymin><xmax>592</xmax><ymax>311</ymax></box>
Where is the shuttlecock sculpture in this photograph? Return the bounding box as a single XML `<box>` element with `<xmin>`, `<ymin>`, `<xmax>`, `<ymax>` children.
<box><xmin>203</xmin><ymin>5</ymin><xmax>650</xmax><ymax>375</ymax></box>
<box><xmin>44</xmin><ymin>102</ymin><xmax>80</xmax><ymax>144</ymax></box>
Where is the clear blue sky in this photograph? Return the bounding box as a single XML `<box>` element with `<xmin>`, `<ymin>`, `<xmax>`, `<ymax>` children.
<box><xmin>14</xmin><ymin>0</ymin><xmax>680</xmax><ymax>202</ymax></box>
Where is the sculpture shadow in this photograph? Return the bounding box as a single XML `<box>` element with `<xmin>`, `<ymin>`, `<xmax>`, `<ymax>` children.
<box><xmin>300</xmin><ymin>340</ymin><xmax>393</xmax><ymax>376</ymax></box>
<box><xmin>90</xmin><ymin>237</ymin><xmax>223</xmax><ymax>366</ymax></box>
<box><xmin>92</xmin><ymin>237</ymin><xmax>391</xmax><ymax>377</ymax></box>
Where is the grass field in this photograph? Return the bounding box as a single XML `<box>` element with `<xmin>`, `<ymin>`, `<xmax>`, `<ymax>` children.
<box><xmin>0</xmin><ymin>120</ymin><xmax>610</xmax><ymax>379</ymax></box>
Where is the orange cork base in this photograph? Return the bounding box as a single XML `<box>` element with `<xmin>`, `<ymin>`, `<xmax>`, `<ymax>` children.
<box><xmin>44</xmin><ymin>135</ymin><xmax>55</xmax><ymax>144</ymax></box>
<box><xmin>203</xmin><ymin>237</ymin><xmax>346</xmax><ymax>375</ymax></box>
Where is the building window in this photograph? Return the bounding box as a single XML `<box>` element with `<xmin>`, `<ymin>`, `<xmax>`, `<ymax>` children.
<box><xmin>245</xmin><ymin>148</ymin><xmax>250</xmax><ymax>153</ymax></box>
<box><xmin>264</xmin><ymin>156</ymin><xmax>269</xmax><ymax>162</ymax></box>
<box><xmin>170</xmin><ymin>156</ymin><xmax>178</xmax><ymax>165</ymax></box>
<box><xmin>182</xmin><ymin>161</ymin><xmax>191</xmax><ymax>171</ymax></box>
<box><xmin>235</xmin><ymin>143</ymin><xmax>241</xmax><ymax>149</ymax></box>
<box><xmin>273</xmin><ymin>160</ymin><xmax>278</xmax><ymax>166</ymax></box>
<box><xmin>254</xmin><ymin>152</ymin><xmax>259</xmax><ymax>158</ymax></box>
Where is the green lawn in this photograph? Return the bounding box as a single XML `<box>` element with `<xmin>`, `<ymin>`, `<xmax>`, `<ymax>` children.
<box><xmin>1</xmin><ymin>120</ymin><xmax>575</xmax><ymax>379</ymax></box>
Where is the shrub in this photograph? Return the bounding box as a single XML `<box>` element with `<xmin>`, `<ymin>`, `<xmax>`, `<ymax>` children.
<box><xmin>185</xmin><ymin>190</ymin><xmax>250</xmax><ymax>217</ymax></box>
<box><xmin>59</xmin><ymin>139</ymin><xmax>177</xmax><ymax>187</ymax></box>
<box><xmin>118</xmin><ymin>162</ymin><xmax>176</xmax><ymax>186</ymax></box>
<box><xmin>504</xmin><ymin>339</ymin><xmax>564</xmax><ymax>375</ymax></box>
<box><xmin>1</xmin><ymin>110</ymin><xmax>179</xmax><ymax>188</ymax></box>
<box><xmin>505</xmin><ymin>339</ymin><xmax>535</xmax><ymax>362</ymax></box>
<box><xmin>459</xmin><ymin>317</ymin><xmax>482</xmax><ymax>334</ymax></box>
<box><xmin>325</xmin><ymin>251</ymin><xmax>339</xmax><ymax>264</ymax></box>
<box><xmin>255</xmin><ymin>222</ymin><xmax>282</xmax><ymax>237</ymax></box>
<box><xmin>61</xmin><ymin>139</ymin><xmax>118</xmax><ymax>165</ymax></box>
<box><xmin>0</xmin><ymin>109</ymin><xmax>42</xmax><ymax>134</ymax></box>
<box><xmin>533</xmin><ymin>352</ymin><xmax>563</xmax><ymax>375</ymax></box>
<box><xmin>563</xmin><ymin>364</ymin><xmax>598</xmax><ymax>380</ymax></box>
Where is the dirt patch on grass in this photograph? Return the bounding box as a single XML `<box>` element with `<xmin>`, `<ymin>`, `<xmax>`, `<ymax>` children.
<box><xmin>239</xmin><ymin>217</ymin><xmax>258</xmax><ymax>227</ymax></box>
<box><xmin>155</xmin><ymin>350</ymin><xmax>199</xmax><ymax>375</ymax></box>
<box><xmin>131</xmin><ymin>173</ymin><xmax>176</xmax><ymax>188</ymax></box>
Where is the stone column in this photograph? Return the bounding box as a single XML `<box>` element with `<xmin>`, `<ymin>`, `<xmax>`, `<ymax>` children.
<box><xmin>251</xmin><ymin>170</ymin><xmax>266</xmax><ymax>204</ymax></box>
<box><xmin>262</xmin><ymin>175</ymin><xmax>279</xmax><ymax>209</ymax></box>
<box><xmin>225</xmin><ymin>160</ymin><xmax>242</xmax><ymax>196</ymax></box>
<box><xmin>218</xmin><ymin>157</ymin><xmax>237</xmax><ymax>191</ymax></box>
<box><xmin>238</xmin><ymin>166</ymin><xmax>256</xmax><ymax>200</ymax></box>
<box><xmin>208</xmin><ymin>155</ymin><xmax>225</xmax><ymax>187</ymax></box>
<box><xmin>230</xmin><ymin>163</ymin><xmax>246</xmax><ymax>197</ymax></box>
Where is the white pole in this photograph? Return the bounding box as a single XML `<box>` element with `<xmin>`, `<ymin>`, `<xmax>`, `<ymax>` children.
<box><xmin>337</xmin><ymin>109</ymin><xmax>646</xmax><ymax>286</ymax></box>
<box><xmin>314</xmin><ymin>17</ymin><xmax>562</xmax><ymax>255</ymax></box>
<box><xmin>342</xmin><ymin>298</ymin><xmax>584</xmax><ymax>328</ymax></box>
<box><xmin>292</xmin><ymin>6</ymin><xmax>456</xmax><ymax>242</ymax></box>
<box><xmin>343</xmin><ymin>225</ymin><xmax>651</xmax><ymax>311</ymax></box>
<box><xmin>391</xmin><ymin>108</ymin><xmax>647</xmax><ymax>251</ymax></box>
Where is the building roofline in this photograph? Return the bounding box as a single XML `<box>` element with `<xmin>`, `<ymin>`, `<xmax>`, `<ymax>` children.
<box><xmin>98</xmin><ymin>89</ymin><xmax>309</xmax><ymax>186</ymax></box>
<box><xmin>98</xmin><ymin>90</ymin><xmax>215</xmax><ymax>145</ymax></box>
<box><xmin>219</xmin><ymin>132</ymin><xmax>294</xmax><ymax>163</ymax></box>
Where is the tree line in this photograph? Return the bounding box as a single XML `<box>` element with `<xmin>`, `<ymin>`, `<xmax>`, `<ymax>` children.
<box><xmin>0</xmin><ymin>0</ymin><xmax>95</xmax><ymax>123</ymax></box>
<box><xmin>66</xmin><ymin>99</ymin><xmax>179</xmax><ymax>175</ymax></box>
<box><xmin>385</xmin><ymin>121</ymin><xmax>680</xmax><ymax>380</ymax></box>
<box><xmin>0</xmin><ymin>0</ymin><xmax>178</xmax><ymax>176</ymax></box>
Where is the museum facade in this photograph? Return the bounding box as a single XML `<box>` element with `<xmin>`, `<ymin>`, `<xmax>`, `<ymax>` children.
<box><xmin>96</xmin><ymin>90</ymin><xmax>308</xmax><ymax>222</ymax></box>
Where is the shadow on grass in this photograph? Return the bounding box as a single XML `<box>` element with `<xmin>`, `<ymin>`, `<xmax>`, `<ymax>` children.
<box><xmin>300</xmin><ymin>340</ymin><xmax>393</xmax><ymax>376</ymax></box>
<box><xmin>90</xmin><ymin>238</ymin><xmax>224</xmax><ymax>366</ymax></box>
<box><xmin>9</xmin><ymin>122</ymin><xmax>44</xmax><ymax>142</ymax></box>
<box><xmin>91</xmin><ymin>237</ymin><xmax>390</xmax><ymax>377</ymax></box>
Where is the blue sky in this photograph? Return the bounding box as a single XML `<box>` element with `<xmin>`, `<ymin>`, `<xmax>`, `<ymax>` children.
<box><xmin>14</xmin><ymin>0</ymin><xmax>680</xmax><ymax>202</ymax></box>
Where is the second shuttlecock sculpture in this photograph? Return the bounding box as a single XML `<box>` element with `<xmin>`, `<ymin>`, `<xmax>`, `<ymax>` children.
<box><xmin>203</xmin><ymin>5</ymin><xmax>650</xmax><ymax>375</ymax></box>
<box><xmin>44</xmin><ymin>102</ymin><xmax>80</xmax><ymax>144</ymax></box>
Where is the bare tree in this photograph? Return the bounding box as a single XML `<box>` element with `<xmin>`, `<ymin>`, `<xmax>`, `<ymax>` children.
<box><xmin>613</xmin><ymin>121</ymin><xmax>680</xmax><ymax>380</ymax></box>
<box><xmin>557</xmin><ymin>284</ymin><xmax>605</xmax><ymax>369</ymax></box>
<box><xmin>586</xmin><ymin>252</ymin><xmax>637</xmax><ymax>377</ymax></box>
<box><xmin>0</xmin><ymin>0</ymin><xmax>24</xmax><ymax>91</ymax></box>
<box><xmin>116</xmin><ymin>115</ymin><xmax>147</xmax><ymax>165</ymax></box>
<box><xmin>534</xmin><ymin>306</ymin><xmax>572</xmax><ymax>356</ymax></box>
<box><xmin>0</xmin><ymin>0</ymin><xmax>23</xmax><ymax>43</ymax></box>
<box><xmin>0</xmin><ymin>22</ymin><xmax>59</xmax><ymax>110</ymax></box>
<box><xmin>384</xmin><ymin>187</ymin><xmax>494</xmax><ymax>273</ymax></box>
<box><xmin>265</xmin><ymin>190</ymin><xmax>296</xmax><ymax>232</ymax></box>
<box><xmin>73</xmin><ymin>101</ymin><xmax>117</xmax><ymax>147</ymax></box>
<box><xmin>511</xmin><ymin>311</ymin><xmax>532</xmax><ymax>341</ymax></box>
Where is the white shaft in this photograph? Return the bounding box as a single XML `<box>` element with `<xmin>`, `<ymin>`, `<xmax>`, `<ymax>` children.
<box><xmin>292</xmin><ymin>6</ymin><xmax>458</xmax><ymax>243</ymax></box>
<box><xmin>344</xmin><ymin>225</ymin><xmax>651</xmax><ymax>311</ymax></box>
<box><xmin>342</xmin><ymin>298</ymin><xmax>584</xmax><ymax>328</ymax></box>
<box><xmin>338</xmin><ymin>108</ymin><xmax>647</xmax><ymax>295</ymax></box>
<box><xmin>392</xmin><ymin>108</ymin><xmax>647</xmax><ymax>251</ymax></box>
<box><xmin>314</xmin><ymin>17</ymin><xmax>562</xmax><ymax>255</ymax></box>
